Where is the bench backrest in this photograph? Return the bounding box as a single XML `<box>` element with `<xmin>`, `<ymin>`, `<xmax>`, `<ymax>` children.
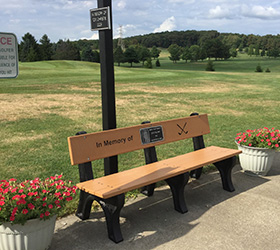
<box><xmin>68</xmin><ymin>114</ymin><xmax>210</xmax><ymax>165</ymax></box>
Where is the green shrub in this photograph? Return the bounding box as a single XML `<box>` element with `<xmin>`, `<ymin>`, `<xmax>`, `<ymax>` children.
<box><xmin>205</xmin><ymin>60</ymin><xmax>215</xmax><ymax>71</ymax></box>
<box><xmin>255</xmin><ymin>64</ymin><xmax>263</xmax><ymax>72</ymax></box>
<box><xmin>265</xmin><ymin>68</ymin><xmax>271</xmax><ymax>73</ymax></box>
<box><xmin>145</xmin><ymin>58</ymin><xmax>153</xmax><ymax>69</ymax></box>
<box><xmin>156</xmin><ymin>59</ymin><xmax>161</xmax><ymax>67</ymax></box>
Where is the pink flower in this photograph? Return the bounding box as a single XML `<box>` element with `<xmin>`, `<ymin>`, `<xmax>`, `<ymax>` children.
<box><xmin>276</xmin><ymin>144</ymin><xmax>279</xmax><ymax>148</ymax></box>
<box><xmin>248</xmin><ymin>143</ymin><xmax>252</xmax><ymax>147</ymax></box>
<box><xmin>268</xmin><ymin>142</ymin><xmax>272</xmax><ymax>146</ymax></box>
<box><xmin>0</xmin><ymin>200</ymin><xmax>5</xmax><ymax>206</ymax></box>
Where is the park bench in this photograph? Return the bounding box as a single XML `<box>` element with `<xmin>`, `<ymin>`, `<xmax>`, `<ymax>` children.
<box><xmin>67</xmin><ymin>113</ymin><xmax>242</xmax><ymax>243</ymax></box>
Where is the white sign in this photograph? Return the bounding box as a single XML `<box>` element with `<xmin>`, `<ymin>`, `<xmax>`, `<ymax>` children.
<box><xmin>0</xmin><ymin>32</ymin><xmax>19</xmax><ymax>78</ymax></box>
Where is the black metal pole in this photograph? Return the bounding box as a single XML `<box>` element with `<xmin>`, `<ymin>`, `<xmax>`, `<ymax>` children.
<box><xmin>98</xmin><ymin>0</ymin><xmax>118</xmax><ymax>175</ymax></box>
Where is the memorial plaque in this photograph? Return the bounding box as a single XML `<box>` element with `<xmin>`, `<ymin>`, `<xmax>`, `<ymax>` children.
<box><xmin>140</xmin><ymin>126</ymin><xmax>164</xmax><ymax>145</ymax></box>
<box><xmin>90</xmin><ymin>7</ymin><xmax>111</xmax><ymax>31</ymax></box>
<box><xmin>0</xmin><ymin>32</ymin><xmax>18</xmax><ymax>78</ymax></box>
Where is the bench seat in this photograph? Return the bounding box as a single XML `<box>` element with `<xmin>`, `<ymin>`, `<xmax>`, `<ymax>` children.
<box><xmin>77</xmin><ymin>146</ymin><xmax>241</xmax><ymax>199</ymax></box>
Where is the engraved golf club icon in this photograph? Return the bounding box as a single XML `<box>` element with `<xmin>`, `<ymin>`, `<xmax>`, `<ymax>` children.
<box><xmin>177</xmin><ymin>122</ymin><xmax>188</xmax><ymax>135</ymax></box>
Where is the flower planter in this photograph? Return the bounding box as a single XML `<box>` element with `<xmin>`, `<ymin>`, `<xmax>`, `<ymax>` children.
<box><xmin>0</xmin><ymin>215</ymin><xmax>56</xmax><ymax>250</ymax></box>
<box><xmin>236</xmin><ymin>142</ymin><xmax>276</xmax><ymax>176</ymax></box>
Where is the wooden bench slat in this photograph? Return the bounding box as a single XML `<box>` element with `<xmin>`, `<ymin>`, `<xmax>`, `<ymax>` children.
<box><xmin>68</xmin><ymin>114</ymin><xmax>210</xmax><ymax>165</ymax></box>
<box><xmin>77</xmin><ymin>146</ymin><xmax>241</xmax><ymax>199</ymax></box>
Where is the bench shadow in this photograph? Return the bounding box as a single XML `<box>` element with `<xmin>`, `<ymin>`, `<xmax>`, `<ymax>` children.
<box><xmin>266</xmin><ymin>152</ymin><xmax>280</xmax><ymax>176</ymax></box>
<box><xmin>50</xmin><ymin>164</ymin><xmax>271</xmax><ymax>250</ymax></box>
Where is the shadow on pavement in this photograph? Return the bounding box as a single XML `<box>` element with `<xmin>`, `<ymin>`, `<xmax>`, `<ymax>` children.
<box><xmin>50</xmin><ymin>164</ymin><xmax>274</xmax><ymax>250</ymax></box>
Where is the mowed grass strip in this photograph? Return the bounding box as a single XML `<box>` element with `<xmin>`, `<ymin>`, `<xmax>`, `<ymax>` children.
<box><xmin>0</xmin><ymin>54</ymin><xmax>280</xmax><ymax>185</ymax></box>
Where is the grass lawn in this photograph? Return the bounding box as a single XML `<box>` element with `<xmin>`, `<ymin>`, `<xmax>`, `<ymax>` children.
<box><xmin>1</xmin><ymin>53</ymin><xmax>280</xmax><ymax>185</ymax></box>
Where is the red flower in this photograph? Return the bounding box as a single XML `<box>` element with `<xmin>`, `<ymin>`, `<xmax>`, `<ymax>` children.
<box><xmin>9</xmin><ymin>178</ymin><xmax>17</xmax><ymax>182</ymax></box>
<box><xmin>276</xmin><ymin>144</ymin><xmax>279</xmax><ymax>148</ymax></box>
<box><xmin>0</xmin><ymin>200</ymin><xmax>5</xmax><ymax>206</ymax></box>
<box><xmin>12</xmin><ymin>207</ymin><xmax>18</xmax><ymax>215</ymax></box>
<box><xmin>22</xmin><ymin>209</ymin><xmax>28</xmax><ymax>214</ymax></box>
<box><xmin>66</xmin><ymin>196</ymin><xmax>73</xmax><ymax>201</ymax></box>
<box><xmin>45</xmin><ymin>211</ymin><xmax>50</xmax><ymax>216</ymax></box>
<box><xmin>40</xmin><ymin>213</ymin><xmax>44</xmax><ymax>219</ymax></box>
<box><xmin>28</xmin><ymin>203</ymin><xmax>35</xmax><ymax>210</ymax></box>
<box><xmin>48</xmin><ymin>204</ymin><xmax>53</xmax><ymax>209</ymax></box>
<box><xmin>54</xmin><ymin>192</ymin><xmax>61</xmax><ymax>197</ymax></box>
<box><xmin>10</xmin><ymin>216</ymin><xmax>15</xmax><ymax>221</ymax></box>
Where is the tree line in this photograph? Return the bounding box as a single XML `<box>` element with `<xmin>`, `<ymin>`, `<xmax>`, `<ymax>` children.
<box><xmin>18</xmin><ymin>30</ymin><xmax>280</xmax><ymax>65</ymax></box>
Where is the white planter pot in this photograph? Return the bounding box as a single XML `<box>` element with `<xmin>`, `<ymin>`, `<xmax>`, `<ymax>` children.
<box><xmin>236</xmin><ymin>142</ymin><xmax>276</xmax><ymax>176</ymax></box>
<box><xmin>0</xmin><ymin>215</ymin><xmax>56</xmax><ymax>250</ymax></box>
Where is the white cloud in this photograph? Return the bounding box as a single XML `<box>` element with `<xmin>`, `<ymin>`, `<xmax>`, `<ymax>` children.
<box><xmin>208</xmin><ymin>5</ymin><xmax>231</xmax><ymax>19</ymax></box>
<box><xmin>241</xmin><ymin>5</ymin><xmax>280</xmax><ymax>19</ymax></box>
<box><xmin>153</xmin><ymin>16</ymin><xmax>176</xmax><ymax>33</ymax></box>
<box><xmin>117</xmin><ymin>0</ymin><xmax>126</xmax><ymax>10</ymax></box>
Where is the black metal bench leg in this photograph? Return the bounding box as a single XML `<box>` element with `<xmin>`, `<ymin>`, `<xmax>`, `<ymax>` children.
<box><xmin>100</xmin><ymin>194</ymin><xmax>125</xmax><ymax>243</ymax></box>
<box><xmin>190</xmin><ymin>167</ymin><xmax>203</xmax><ymax>179</ymax></box>
<box><xmin>76</xmin><ymin>191</ymin><xmax>95</xmax><ymax>220</ymax></box>
<box><xmin>214</xmin><ymin>156</ymin><xmax>236</xmax><ymax>192</ymax></box>
<box><xmin>165</xmin><ymin>173</ymin><xmax>189</xmax><ymax>214</ymax></box>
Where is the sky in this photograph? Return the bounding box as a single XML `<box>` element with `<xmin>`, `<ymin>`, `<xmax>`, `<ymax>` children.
<box><xmin>2</xmin><ymin>0</ymin><xmax>280</xmax><ymax>43</ymax></box>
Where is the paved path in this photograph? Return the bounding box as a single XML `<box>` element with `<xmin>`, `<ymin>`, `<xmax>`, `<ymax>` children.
<box><xmin>50</xmin><ymin>155</ymin><xmax>280</xmax><ymax>250</ymax></box>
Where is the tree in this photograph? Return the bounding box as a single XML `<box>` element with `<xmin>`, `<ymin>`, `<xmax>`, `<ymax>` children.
<box><xmin>181</xmin><ymin>46</ymin><xmax>191</xmax><ymax>62</ymax></box>
<box><xmin>168</xmin><ymin>44</ymin><xmax>182</xmax><ymax>63</ymax></box>
<box><xmin>19</xmin><ymin>32</ymin><xmax>40</xmax><ymax>62</ymax></box>
<box><xmin>248</xmin><ymin>45</ymin><xmax>254</xmax><ymax>56</ymax></box>
<box><xmin>260</xmin><ymin>50</ymin><xmax>266</xmax><ymax>57</ymax></box>
<box><xmin>189</xmin><ymin>45</ymin><xmax>200</xmax><ymax>61</ymax></box>
<box><xmin>39</xmin><ymin>34</ymin><xmax>53</xmax><ymax>61</ymax></box>
<box><xmin>81</xmin><ymin>45</ymin><xmax>99</xmax><ymax>62</ymax></box>
<box><xmin>203</xmin><ymin>38</ymin><xmax>230</xmax><ymax>60</ymax></box>
<box><xmin>255</xmin><ymin>44</ymin><xmax>260</xmax><ymax>56</ymax></box>
<box><xmin>137</xmin><ymin>46</ymin><xmax>151</xmax><ymax>66</ymax></box>
<box><xmin>114</xmin><ymin>46</ymin><xmax>125</xmax><ymax>66</ymax></box>
<box><xmin>52</xmin><ymin>40</ymin><xmax>80</xmax><ymax>60</ymax></box>
<box><xmin>150</xmin><ymin>46</ymin><xmax>161</xmax><ymax>59</ymax></box>
<box><xmin>124</xmin><ymin>46</ymin><xmax>139</xmax><ymax>67</ymax></box>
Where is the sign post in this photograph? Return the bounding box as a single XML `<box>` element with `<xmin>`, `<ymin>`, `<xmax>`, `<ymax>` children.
<box><xmin>92</xmin><ymin>0</ymin><xmax>117</xmax><ymax>175</ymax></box>
<box><xmin>0</xmin><ymin>32</ymin><xmax>18</xmax><ymax>78</ymax></box>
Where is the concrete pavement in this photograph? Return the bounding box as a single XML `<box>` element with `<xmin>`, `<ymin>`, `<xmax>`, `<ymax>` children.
<box><xmin>50</xmin><ymin>154</ymin><xmax>280</xmax><ymax>250</ymax></box>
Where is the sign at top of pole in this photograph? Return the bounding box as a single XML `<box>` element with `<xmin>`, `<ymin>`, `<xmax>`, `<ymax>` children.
<box><xmin>0</xmin><ymin>32</ymin><xmax>19</xmax><ymax>79</ymax></box>
<box><xmin>90</xmin><ymin>7</ymin><xmax>111</xmax><ymax>31</ymax></box>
